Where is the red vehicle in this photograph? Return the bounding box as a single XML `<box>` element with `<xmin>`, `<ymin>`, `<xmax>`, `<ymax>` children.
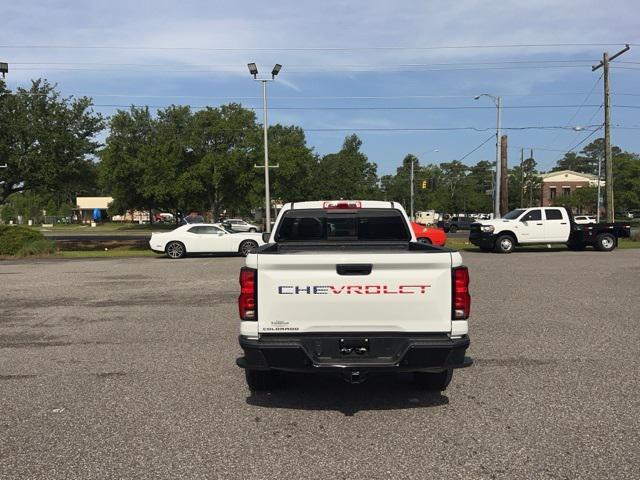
<box><xmin>411</xmin><ymin>221</ymin><xmax>447</xmax><ymax>246</ymax></box>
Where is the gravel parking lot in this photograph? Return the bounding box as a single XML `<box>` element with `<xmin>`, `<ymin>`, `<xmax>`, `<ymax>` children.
<box><xmin>1</xmin><ymin>250</ymin><xmax>639</xmax><ymax>479</ymax></box>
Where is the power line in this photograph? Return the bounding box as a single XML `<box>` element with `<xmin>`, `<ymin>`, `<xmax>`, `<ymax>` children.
<box><xmin>546</xmin><ymin>72</ymin><xmax>603</xmax><ymax>147</ymax></box>
<box><xmin>0</xmin><ymin>42</ymin><xmax>629</xmax><ymax>52</ymax></box>
<box><xmin>88</xmin><ymin>125</ymin><xmax>602</xmax><ymax>132</ymax></box>
<box><xmin>457</xmin><ymin>135</ymin><xmax>496</xmax><ymax>162</ymax></box>
<box><xmin>9</xmin><ymin>64</ymin><xmax>603</xmax><ymax>73</ymax></box>
<box><xmin>565</xmin><ymin>124</ymin><xmax>605</xmax><ymax>153</ymax></box>
<box><xmin>8</xmin><ymin>91</ymin><xmax>639</xmax><ymax>100</ymax></box>
<box><xmin>10</xmin><ymin>59</ymin><xmax>598</xmax><ymax>68</ymax></box>
<box><xmin>85</xmin><ymin>103</ymin><xmax>640</xmax><ymax>111</ymax></box>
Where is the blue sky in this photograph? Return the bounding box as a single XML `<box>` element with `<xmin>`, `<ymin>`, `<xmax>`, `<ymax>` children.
<box><xmin>2</xmin><ymin>0</ymin><xmax>639</xmax><ymax>175</ymax></box>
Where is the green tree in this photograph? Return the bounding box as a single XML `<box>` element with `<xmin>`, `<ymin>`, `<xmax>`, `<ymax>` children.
<box><xmin>99</xmin><ymin>106</ymin><xmax>157</xmax><ymax>214</ymax></box>
<box><xmin>267</xmin><ymin>125</ymin><xmax>318</xmax><ymax>203</ymax></box>
<box><xmin>315</xmin><ymin>135</ymin><xmax>379</xmax><ymax>199</ymax></box>
<box><xmin>613</xmin><ymin>152</ymin><xmax>640</xmax><ymax>212</ymax></box>
<box><xmin>0</xmin><ymin>79</ymin><xmax>104</xmax><ymax>204</ymax></box>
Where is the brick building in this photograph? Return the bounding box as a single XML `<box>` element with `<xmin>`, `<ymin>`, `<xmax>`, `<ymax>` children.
<box><xmin>539</xmin><ymin>170</ymin><xmax>603</xmax><ymax>210</ymax></box>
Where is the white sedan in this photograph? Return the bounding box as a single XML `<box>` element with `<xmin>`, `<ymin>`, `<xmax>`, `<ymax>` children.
<box><xmin>149</xmin><ymin>224</ymin><xmax>265</xmax><ymax>259</ymax></box>
<box><xmin>574</xmin><ymin>215</ymin><xmax>597</xmax><ymax>225</ymax></box>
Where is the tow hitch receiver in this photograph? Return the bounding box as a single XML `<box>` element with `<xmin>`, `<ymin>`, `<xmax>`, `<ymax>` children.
<box><xmin>344</xmin><ymin>370</ymin><xmax>366</xmax><ymax>384</ymax></box>
<box><xmin>339</xmin><ymin>338</ymin><xmax>369</xmax><ymax>355</ymax></box>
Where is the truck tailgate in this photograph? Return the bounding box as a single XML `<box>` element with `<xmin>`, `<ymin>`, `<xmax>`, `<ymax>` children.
<box><xmin>256</xmin><ymin>251</ymin><xmax>453</xmax><ymax>333</ymax></box>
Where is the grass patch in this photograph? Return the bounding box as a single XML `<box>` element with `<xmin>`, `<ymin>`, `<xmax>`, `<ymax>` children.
<box><xmin>57</xmin><ymin>248</ymin><xmax>159</xmax><ymax>258</ymax></box>
<box><xmin>36</xmin><ymin>222</ymin><xmax>175</xmax><ymax>233</ymax></box>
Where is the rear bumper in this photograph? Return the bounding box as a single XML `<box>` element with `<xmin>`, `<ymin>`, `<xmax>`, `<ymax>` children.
<box><xmin>237</xmin><ymin>333</ymin><xmax>472</xmax><ymax>374</ymax></box>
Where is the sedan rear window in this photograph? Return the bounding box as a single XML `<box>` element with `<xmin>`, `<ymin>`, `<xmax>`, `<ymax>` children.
<box><xmin>275</xmin><ymin>209</ymin><xmax>410</xmax><ymax>242</ymax></box>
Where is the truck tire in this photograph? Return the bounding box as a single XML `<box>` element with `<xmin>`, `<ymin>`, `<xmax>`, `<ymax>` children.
<box><xmin>414</xmin><ymin>369</ymin><xmax>453</xmax><ymax>391</ymax></box>
<box><xmin>494</xmin><ymin>235</ymin><xmax>515</xmax><ymax>254</ymax></box>
<box><xmin>245</xmin><ymin>369</ymin><xmax>279</xmax><ymax>391</ymax></box>
<box><xmin>595</xmin><ymin>233</ymin><xmax>616</xmax><ymax>252</ymax></box>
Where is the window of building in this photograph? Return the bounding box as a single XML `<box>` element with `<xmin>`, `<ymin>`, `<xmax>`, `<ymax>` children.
<box><xmin>549</xmin><ymin>187</ymin><xmax>557</xmax><ymax>199</ymax></box>
<box><xmin>562</xmin><ymin>187</ymin><xmax>571</xmax><ymax>196</ymax></box>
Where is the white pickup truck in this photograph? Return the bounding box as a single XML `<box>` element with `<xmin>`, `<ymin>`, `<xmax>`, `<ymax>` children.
<box><xmin>236</xmin><ymin>200</ymin><xmax>472</xmax><ymax>391</ymax></box>
<box><xmin>469</xmin><ymin>206</ymin><xmax>632</xmax><ymax>253</ymax></box>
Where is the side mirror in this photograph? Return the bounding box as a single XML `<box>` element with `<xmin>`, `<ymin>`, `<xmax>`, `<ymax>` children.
<box><xmin>262</xmin><ymin>232</ymin><xmax>271</xmax><ymax>243</ymax></box>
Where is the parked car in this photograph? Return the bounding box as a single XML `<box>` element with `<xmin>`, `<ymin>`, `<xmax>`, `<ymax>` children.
<box><xmin>236</xmin><ymin>200</ymin><xmax>472</xmax><ymax>391</ymax></box>
<box><xmin>573</xmin><ymin>215</ymin><xmax>597</xmax><ymax>224</ymax></box>
<box><xmin>224</xmin><ymin>219</ymin><xmax>260</xmax><ymax>232</ymax></box>
<box><xmin>469</xmin><ymin>207</ymin><xmax>631</xmax><ymax>253</ymax></box>
<box><xmin>149</xmin><ymin>224</ymin><xmax>265</xmax><ymax>258</ymax></box>
<box><xmin>181</xmin><ymin>214</ymin><xmax>205</xmax><ymax>225</ymax></box>
<box><xmin>440</xmin><ymin>216</ymin><xmax>476</xmax><ymax>233</ymax></box>
<box><xmin>411</xmin><ymin>221</ymin><xmax>447</xmax><ymax>246</ymax></box>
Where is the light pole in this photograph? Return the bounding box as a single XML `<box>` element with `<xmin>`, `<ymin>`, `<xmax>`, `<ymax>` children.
<box><xmin>248</xmin><ymin>62</ymin><xmax>282</xmax><ymax>233</ymax></box>
<box><xmin>0</xmin><ymin>63</ymin><xmax>7</xmax><ymax>169</ymax></box>
<box><xmin>474</xmin><ymin>94</ymin><xmax>502</xmax><ymax>218</ymax></box>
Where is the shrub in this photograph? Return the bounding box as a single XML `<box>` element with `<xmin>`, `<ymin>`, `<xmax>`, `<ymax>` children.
<box><xmin>14</xmin><ymin>239</ymin><xmax>57</xmax><ymax>257</ymax></box>
<box><xmin>632</xmin><ymin>230</ymin><xmax>640</xmax><ymax>242</ymax></box>
<box><xmin>0</xmin><ymin>225</ymin><xmax>54</xmax><ymax>256</ymax></box>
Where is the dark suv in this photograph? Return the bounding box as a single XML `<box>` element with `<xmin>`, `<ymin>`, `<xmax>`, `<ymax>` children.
<box><xmin>441</xmin><ymin>216</ymin><xmax>476</xmax><ymax>233</ymax></box>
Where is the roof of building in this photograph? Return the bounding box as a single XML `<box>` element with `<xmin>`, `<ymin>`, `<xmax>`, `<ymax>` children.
<box><xmin>539</xmin><ymin>170</ymin><xmax>599</xmax><ymax>181</ymax></box>
<box><xmin>76</xmin><ymin>196</ymin><xmax>114</xmax><ymax>209</ymax></box>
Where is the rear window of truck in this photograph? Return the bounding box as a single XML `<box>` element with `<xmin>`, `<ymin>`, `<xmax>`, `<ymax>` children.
<box><xmin>275</xmin><ymin>209</ymin><xmax>411</xmax><ymax>242</ymax></box>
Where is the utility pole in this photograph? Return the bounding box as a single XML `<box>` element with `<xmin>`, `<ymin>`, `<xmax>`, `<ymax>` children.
<box><xmin>0</xmin><ymin>63</ymin><xmax>7</xmax><ymax>169</ymax></box>
<box><xmin>410</xmin><ymin>158</ymin><xmax>414</xmax><ymax>221</ymax></box>
<box><xmin>596</xmin><ymin>153</ymin><xmax>603</xmax><ymax>223</ymax></box>
<box><xmin>592</xmin><ymin>44</ymin><xmax>630</xmax><ymax>223</ymax></box>
<box><xmin>529</xmin><ymin>149</ymin><xmax>534</xmax><ymax>207</ymax></box>
<box><xmin>500</xmin><ymin>135</ymin><xmax>508</xmax><ymax>216</ymax></box>
<box><xmin>474</xmin><ymin>94</ymin><xmax>502</xmax><ymax>217</ymax></box>
<box><xmin>520</xmin><ymin>148</ymin><xmax>524</xmax><ymax>208</ymax></box>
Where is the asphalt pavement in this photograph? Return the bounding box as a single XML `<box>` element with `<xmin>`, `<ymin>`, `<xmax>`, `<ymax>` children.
<box><xmin>1</xmin><ymin>250</ymin><xmax>639</xmax><ymax>479</ymax></box>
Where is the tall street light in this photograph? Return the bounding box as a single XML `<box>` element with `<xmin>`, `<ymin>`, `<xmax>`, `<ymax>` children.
<box><xmin>248</xmin><ymin>63</ymin><xmax>282</xmax><ymax>233</ymax></box>
<box><xmin>474</xmin><ymin>93</ymin><xmax>502</xmax><ymax>218</ymax></box>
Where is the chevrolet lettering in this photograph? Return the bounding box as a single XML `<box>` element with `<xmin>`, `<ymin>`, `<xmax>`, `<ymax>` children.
<box><xmin>277</xmin><ymin>285</ymin><xmax>431</xmax><ymax>295</ymax></box>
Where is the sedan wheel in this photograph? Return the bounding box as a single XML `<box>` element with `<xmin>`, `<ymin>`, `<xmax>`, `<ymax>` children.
<box><xmin>417</xmin><ymin>237</ymin><xmax>432</xmax><ymax>245</ymax></box>
<box><xmin>249</xmin><ymin>228</ymin><xmax>257</xmax><ymax>233</ymax></box>
<box><xmin>239</xmin><ymin>240</ymin><xmax>259</xmax><ymax>256</ymax></box>
<box><xmin>166</xmin><ymin>241</ymin><xmax>186</xmax><ymax>259</ymax></box>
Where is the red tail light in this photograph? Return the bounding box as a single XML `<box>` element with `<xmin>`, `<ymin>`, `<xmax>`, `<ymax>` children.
<box><xmin>452</xmin><ymin>266</ymin><xmax>470</xmax><ymax>320</ymax></box>
<box><xmin>239</xmin><ymin>267</ymin><xmax>257</xmax><ymax>321</ymax></box>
